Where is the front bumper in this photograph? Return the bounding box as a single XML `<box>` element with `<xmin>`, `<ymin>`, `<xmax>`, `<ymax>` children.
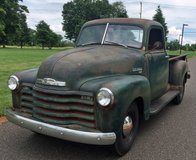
<box><xmin>6</xmin><ymin>109</ymin><xmax>116</xmax><ymax>145</ymax></box>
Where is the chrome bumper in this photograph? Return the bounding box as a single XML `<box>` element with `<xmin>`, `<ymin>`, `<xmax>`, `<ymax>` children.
<box><xmin>6</xmin><ymin>109</ymin><xmax>116</xmax><ymax>145</ymax></box>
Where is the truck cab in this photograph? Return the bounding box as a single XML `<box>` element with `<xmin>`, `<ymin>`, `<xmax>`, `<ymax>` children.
<box><xmin>6</xmin><ymin>18</ymin><xmax>190</xmax><ymax>156</ymax></box>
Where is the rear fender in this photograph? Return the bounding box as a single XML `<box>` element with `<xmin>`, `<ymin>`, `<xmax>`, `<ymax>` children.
<box><xmin>169</xmin><ymin>60</ymin><xmax>189</xmax><ymax>85</ymax></box>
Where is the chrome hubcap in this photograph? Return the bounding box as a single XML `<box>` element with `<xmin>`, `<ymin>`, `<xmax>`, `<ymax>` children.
<box><xmin>123</xmin><ymin>116</ymin><xmax>133</xmax><ymax>137</ymax></box>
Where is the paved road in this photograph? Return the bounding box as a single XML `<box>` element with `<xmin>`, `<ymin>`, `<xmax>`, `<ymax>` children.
<box><xmin>1</xmin><ymin>58</ymin><xmax>196</xmax><ymax>160</ymax></box>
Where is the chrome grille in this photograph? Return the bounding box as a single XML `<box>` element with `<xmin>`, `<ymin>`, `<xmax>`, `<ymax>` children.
<box><xmin>21</xmin><ymin>86</ymin><xmax>33</xmax><ymax>114</ymax></box>
<box><xmin>20</xmin><ymin>85</ymin><xmax>96</xmax><ymax>128</ymax></box>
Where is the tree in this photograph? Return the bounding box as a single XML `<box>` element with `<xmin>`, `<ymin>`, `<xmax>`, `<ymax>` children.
<box><xmin>62</xmin><ymin>0</ymin><xmax>128</xmax><ymax>41</ymax></box>
<box><xmin>153</xmin><ymin>5</ymin><xmax>168</xmax><ymax>40</ymax></box>
<box><xmin>111</xmin><ymin>1</ymin><xmax>127</xmax><ymax>17</ymax></box>
<box><xmin>167</xmin><ymin>39</ymin><xmax>179</xmax><ymax>50</ymax></box>
<box><xmin>0</xmin><ymin>8</ymin><xmax>6</xmax><ymax>42</ymax></box>
<box><xmin>36</xmin><ymin>21</ymin><xmax>51</xmax><ymax>49</ymax></box>
<box><xmin>189</xmin><ymin>44</ymin><xmax>196</xmax><ymax>51</ymax></box>
<box><xmin>15</xmin><ymin>13</ymin><xmax>30</xmax><ymax>48</ymax></box>
<box><xmin>0</xmin><ymin>0</ymin><xmax>29</xmax><ymax>47</ymax></box>
<box><xmin>36</xmin><ymin>21</ymin><xmax>62</xmax><ymax>49</ymax></box>
<box><xmin>28</xmin><ymin>28</ymin><xmax>37</xmax><ymax>46</ymax></box>
<box><xmin>48</xmin><ymin>31</ymin><xmax>63</xmax><ymax>49</ymax></box>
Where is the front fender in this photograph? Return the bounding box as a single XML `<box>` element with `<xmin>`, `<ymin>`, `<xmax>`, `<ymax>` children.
<box><xmin>14</xmin><ymin>68</ymin><xmax>38</xmax><ymax>84</ymax></box>
<box><xmin>11</xmin><ymin>68</ymin><xmax>38</xmax><ymax>108</ymax></box>
<box><xmin>80</xmin><ymin>75</ymin><xmax>150</xmax><ymax>133</ymax></box>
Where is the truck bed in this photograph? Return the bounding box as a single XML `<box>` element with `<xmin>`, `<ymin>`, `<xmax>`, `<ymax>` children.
<box><xmin>168</xmin><ymin>54</ymin><xmax>187</xmax><ymax>61</ymax></box>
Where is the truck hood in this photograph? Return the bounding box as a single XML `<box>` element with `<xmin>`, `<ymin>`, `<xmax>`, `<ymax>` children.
<box><xmin>37</xmin><ymin>45</ymin><xmax>144</xmax><ymax>89</ymax></box>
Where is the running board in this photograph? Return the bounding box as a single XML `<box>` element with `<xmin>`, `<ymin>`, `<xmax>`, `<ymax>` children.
<box><xmin>150</xmin><ymin>90</ymin><xmax>179</xmax><ymax>115</ymax></box>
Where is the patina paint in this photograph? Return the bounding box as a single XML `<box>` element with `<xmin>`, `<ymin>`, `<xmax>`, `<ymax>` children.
<box><xmin>8</xmin><ymin>18</ymin><xmax>189</xmax><ymax>138</ymax></box>
<box><xmin>80</xmin><ymin>75</ymin><xmax>150</xmax><ymax>132</ymax></box>
<box><xmin>37</xmin><ymin>45</ymin><xmax>144</xmax><ymax>90</ymax></box>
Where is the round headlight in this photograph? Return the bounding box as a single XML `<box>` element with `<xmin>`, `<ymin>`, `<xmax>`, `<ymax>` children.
<box><xmin>8</xmin><ymin>75</ymin><xmax>19</xmax><ymax>90</ymax></box>
<box><xmin>97</xmin><ymin>88</ymin><xmax>114</xmax><ymax>107</ymax></box>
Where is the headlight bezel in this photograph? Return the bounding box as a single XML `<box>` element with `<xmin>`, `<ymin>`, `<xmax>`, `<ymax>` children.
<box><xmin>97</xmin><ymin>88</ymin><xmax>114</xmax><ymax>107</ymax></box>
<box><xmin>8</xmin><ymin>75</ymin><xmax>19</xmax><ymax>91</ymax></box>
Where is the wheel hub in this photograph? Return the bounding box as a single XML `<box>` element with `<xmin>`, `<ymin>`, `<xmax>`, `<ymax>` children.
<box><xmin>123</xmin><ymin>116</ymin><xmax>133</xmax><ymax>137</ymax></box>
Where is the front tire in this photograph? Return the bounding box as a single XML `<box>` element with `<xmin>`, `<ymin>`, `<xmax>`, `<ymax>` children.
<box><xmin>114</xmin><ymin>102</ymin><xmax>139</xmax><ymax>156</ymax></box>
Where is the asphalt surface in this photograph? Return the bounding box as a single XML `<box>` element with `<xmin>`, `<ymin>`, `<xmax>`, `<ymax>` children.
<box><xmin>0</xmin><ymin>58</ymin><xmax>196</xmax><ymax>160</ymax></box>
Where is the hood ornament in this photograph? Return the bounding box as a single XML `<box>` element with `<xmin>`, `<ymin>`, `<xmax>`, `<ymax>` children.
<box><xmin>36</xmin><ymin>78</ymin><xmax>66</xmax><ymax>87</ymax></box>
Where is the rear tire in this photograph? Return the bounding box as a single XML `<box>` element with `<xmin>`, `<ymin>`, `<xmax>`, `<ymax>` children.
<box><xmin>114</xmin><ymin>102</ymin><xmax>139</xmax><ymax>156</ymax></box>
<box><xmin>173</xmin><ymin>78</ymin><xmax>185</xmax><ymax>105</ymax></box>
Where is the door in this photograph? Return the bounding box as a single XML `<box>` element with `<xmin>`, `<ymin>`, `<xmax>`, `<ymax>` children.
<box><xmin>146</xmin><ymin>27</ymin><xmax>169</xmax><ymax>100</ymax></box>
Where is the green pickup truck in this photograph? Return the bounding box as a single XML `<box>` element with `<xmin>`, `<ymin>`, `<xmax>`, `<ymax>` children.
<box><xmin>6</xmin><ymin>18</ymin><xmax>190</xmax><ymax>156</ymax></box>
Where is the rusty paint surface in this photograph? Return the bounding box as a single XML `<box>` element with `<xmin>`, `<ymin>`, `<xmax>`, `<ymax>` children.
<box><xmin>37</xmin><ymin>45</ymin><xmax>145</xmax><ymax>90</ymax></box>
<box><xmin>8</xmin><ymin>18</ymin><xmax>189</xmax><ymax>135</ymax></box>
<box><xmin>82</xmin><ymin>18</ymin><xmax>162</xmax><ymax>30</ymax></box>
<box><xmin>10</xmin><ymin>18</ymin><xmax>159</xmax><ymax>133</ymax></box>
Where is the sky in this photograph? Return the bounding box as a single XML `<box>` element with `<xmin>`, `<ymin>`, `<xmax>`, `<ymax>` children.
<box><xmin>22</xmin><ymin>0</ymin><xmax>196</xmax><ymax>44</ymax></box>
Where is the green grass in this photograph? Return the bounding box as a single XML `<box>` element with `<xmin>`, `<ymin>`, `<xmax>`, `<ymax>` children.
<box><xmin>0</xmin><ymin>47</ymin><xmax>71</xmax><ymax>116</ymax></box>
<box><xmin>168</xmin><ymin>50</ymin><xmax>196</xmax><ymax>58</ymax></box>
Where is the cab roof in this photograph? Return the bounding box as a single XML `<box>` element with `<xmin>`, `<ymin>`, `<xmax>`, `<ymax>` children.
<box><xmin>83</xmin><ymin>18</ymin><xmax>162</xmax><ymax>30</ymax></box>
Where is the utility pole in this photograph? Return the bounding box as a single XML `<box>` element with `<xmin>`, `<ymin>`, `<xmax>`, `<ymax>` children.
<box><xmin>140</xmin><ymin>2</ymin><xmax>142</xmax><ymax>19</ymax></box>
<box><xmin>180</xmin><ymin>24</ymin><xmax>188</xmax><ymax>54</ymax></box>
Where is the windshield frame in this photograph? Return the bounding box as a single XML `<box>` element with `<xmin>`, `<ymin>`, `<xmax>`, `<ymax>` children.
<box><xmin>76</xmin><ymin>23</ymin><xmax>144</xmax><ymax>49</ymax></box>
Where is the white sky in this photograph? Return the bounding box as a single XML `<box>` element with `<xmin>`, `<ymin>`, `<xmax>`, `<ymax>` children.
<box><xmin>22</xmin><ymin>0</ymin><xmax>196</xmax><ymax>44</ymax></box>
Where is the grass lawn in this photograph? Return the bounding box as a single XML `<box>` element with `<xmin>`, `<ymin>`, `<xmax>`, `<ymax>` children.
<box><xmin>0</xmin><ymin>48</ymin><xmax>195</xmax><ymax>116</ymax></box>
<box><xmin>168</xmin><ymin>50</ymin><xmax>196</xmax><ymax>58</ymax></box>
<box><xmin>0</xmin><ymin>47</ymin><xmax>70</xmax><ymax>116</ymax></box>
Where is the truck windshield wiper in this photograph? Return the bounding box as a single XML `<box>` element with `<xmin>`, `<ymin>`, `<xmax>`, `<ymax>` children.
<box><xmin>104</xmin><ymin>40</ymin><xmax>128</xmax><ymax>48</ymax></box>
<box><xmin>78</xmin><ymin>42</ymin><xmax>101</xmax><ymax>47</ymax></box>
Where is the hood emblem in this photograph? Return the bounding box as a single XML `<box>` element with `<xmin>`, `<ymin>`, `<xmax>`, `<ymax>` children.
<box><xmin>36</xmin><ymin>78</ymin><xmax>66</xmax><ymax>87</ymax></box>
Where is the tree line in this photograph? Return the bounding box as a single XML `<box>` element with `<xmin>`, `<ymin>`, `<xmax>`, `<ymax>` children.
<box><xmin>0</xmin><ymin>0</ymin><xmax>128</xmax><ymax>49</ymax></box>
<box><xmin>1</xmin><ymin>0</ymin><xmax>193</xmax><ymax>50</ymax></box>
<box><xmin>0</xmin><ymin>0</ymin><xmax>63</xmax><ymax>49</ymax></box>
<box><xmin>167</xmin><ymin>40</ymin><xmax>196</xmax><ymax>51</ymax></box>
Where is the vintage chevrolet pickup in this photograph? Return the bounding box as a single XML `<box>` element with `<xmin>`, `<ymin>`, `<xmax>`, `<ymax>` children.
<box><xmin>6</xmin><ymin>18</ymin><xmax>190</xmax><ymax>156</ymax></box>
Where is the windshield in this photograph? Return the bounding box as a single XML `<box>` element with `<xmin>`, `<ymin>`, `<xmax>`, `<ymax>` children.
<box><xmin>77</xmin><ymin>25</ymin><xmax>106</xmax><ymax>46</ymax></box>
<box><xmin>77</xmin><ymin>24</ymin><xmax>143</xmax><ymax>48</ymax></box>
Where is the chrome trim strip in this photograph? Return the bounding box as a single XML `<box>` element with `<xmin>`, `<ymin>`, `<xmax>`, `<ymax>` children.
<box><xmin>6</xmin><ymin>110</ymin><xmax>116</xmax><ymax>145</ymax></box>
<box><xmin>101</xmin><ymin>23</ymin><xmax>109</xmax><ymax>44</ymax></box>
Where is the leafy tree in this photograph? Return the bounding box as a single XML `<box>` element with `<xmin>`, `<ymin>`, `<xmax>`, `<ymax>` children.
<box><xmin>167</xmin><ymin>39</ymin><xmax>179</xmax><ymax>50</ymax></box>
<box><xmin>153</xmin><ymin>5</ymin><xmax>168</xmax><ymax>40</ymax></box>
<box><xmin>36</xmin><ymin>21</ymin><xmax>63</xmax><ymax>49</ymax></box>
<box><xmin>183</xmin><ymin>44</ymin><xmax>190</xmax><ymax>51</ymax></box>
<box><xmin>28</xmin><ymin>28</ymin><xmax>37</xmax><ymax>46</ymax></box>
<box><xmin>62</xmin><ymin>0</ymin><xmax>128</xmax><ymax>41</ymax></box>
<box><xmin>48</xmin><ymin>31</ymin><xmax>63</xmax><ymax>49</ymax></box>
<box><xmin>0</xmin><ymin>0</ymin><xmax>29</xmax><ymax>47</ymax></box>
<box><xmin>189</xmin><ymin>44</ymin><xmax>196</xmax><ymax>51</ymax></box>
<box><xmin>179</xmin><ymin>43</ymin><xmax>196</xmax><ymax>51</ymax></box>
<box><xmin>0</xmin><ymin>8</ymin><xmax>6</xmax><ymax>41</ymax></box>
<box><xmin>15</xmin><ymin>13</ymin><xmax>30</xmax><ymax>48</ymax></box>
<box><xmin>111</xmin><ymin>1</ymin><xmax>127</xmax><ymax>17</ymax></box>
<box><xmin>36</xmin><ymin>21</ymin><xmax>51</xmax><ymax>49</ymax></box>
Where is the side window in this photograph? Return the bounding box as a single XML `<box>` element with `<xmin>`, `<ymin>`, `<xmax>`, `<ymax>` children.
<box><xmin>148</xmin><ymin>28</ymin><xmax>164</xmax><ymax>50</ymax></box>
